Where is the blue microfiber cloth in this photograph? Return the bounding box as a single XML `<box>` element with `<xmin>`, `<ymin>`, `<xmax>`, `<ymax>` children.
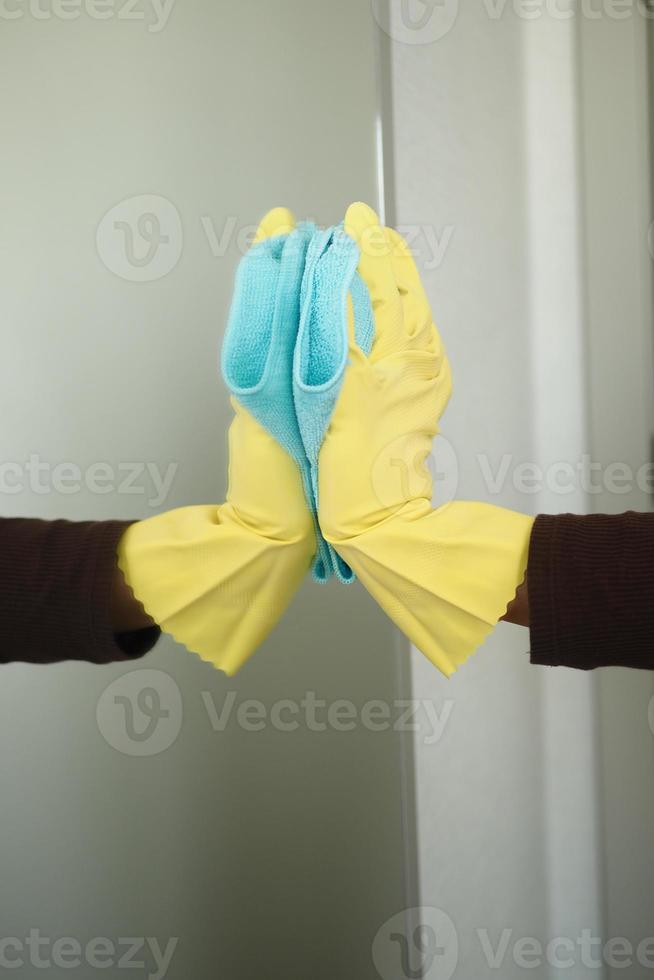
<box><xmin>222</xmin><ymin>220</ymin><xmax>374</xmax><ymax>585</ymax></box>
<box><xmin>293</xmin><ymin>225</ymin><xmax>374</xmax><ymax>583</ymax></box>
<box><xmin>221</xmin><ymin>222</ymin><xmax>336</xmax><ymax>583</ymax></box>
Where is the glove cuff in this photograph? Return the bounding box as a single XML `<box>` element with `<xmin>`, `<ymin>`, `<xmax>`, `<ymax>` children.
<box><xmin>331</xmin><ymin>501</ymin><xmax>533</xmax><ymax>676</ymax></box>
<box><xmin>118</xmin><ymin>506</ymin><xmax>313</xmax><ymax>675</ymax></box>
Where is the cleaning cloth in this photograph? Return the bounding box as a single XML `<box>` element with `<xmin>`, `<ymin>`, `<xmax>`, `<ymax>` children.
<box><xmin>223</xmin><ymin>219</ymin><xmax>373</xmax><ymax>584</ymax></box>
<box><xmin>293</xmin><ymin>224</ymin><xmax>374</xmax><ymax>582</ymax></box>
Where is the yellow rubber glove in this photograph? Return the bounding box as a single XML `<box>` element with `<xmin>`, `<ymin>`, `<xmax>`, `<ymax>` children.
<box><xmin>319</xmin><ymin>203</ymin><xmax>533</xmax><ymax>676</ymax></box>
<box><xmin>117</xmin><ymin>209</ymin><xmax>315</xmax><ymax>675</ymax></box>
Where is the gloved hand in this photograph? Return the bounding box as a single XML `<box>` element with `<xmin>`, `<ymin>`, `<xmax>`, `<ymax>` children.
<box><xmin>117</xmin><ymin>209</ymin><xmax>315</xmax><ymax>675</ymax></box>
<box><xmin>318</xmin><ymin>202</ymin><xmax>534</xmax><ymax>676</ymax></box>
<box><xmin>221</xmin><ymin>212</ymin><xmax>341</xmax><ymax>583</ymax></box>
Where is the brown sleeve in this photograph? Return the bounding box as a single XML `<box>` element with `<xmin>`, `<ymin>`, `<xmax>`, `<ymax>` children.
<box><xmin>0</xmin><ymin>517</ymin><xmax>160</xmax><ymax>666</ymax></box>
<box><xmin>529</xmin><ymin>512</ymin><xmax>654</xmax><ymax>670</ymax></box>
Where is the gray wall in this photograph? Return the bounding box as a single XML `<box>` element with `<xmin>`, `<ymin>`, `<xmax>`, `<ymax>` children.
<box><xmin>0</xmin><ymin>4</ymin><xmax>412</xmax><ymax>978</ymax></box>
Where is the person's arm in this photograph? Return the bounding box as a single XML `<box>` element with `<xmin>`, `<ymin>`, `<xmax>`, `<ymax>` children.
<box><xmin>503</xmin><ymin>512</ymin><xmax>654</xmax><ymax>670</ymax></box>
<box><xmin>116</xmin><ymin>208</ymin><xmax>317</xmax><ymax>676</ymax></box>
<box><xmin>111</xmin><ymin>555</ymin><xmax>156</xmax><ymax>633</ymax></box>
<box><xmin>502</xmin><ymin>576</ymin><xmax>529</xmax><ymax>627</ymax></box>
<box><xmin>0</xmin><ymin>517</ymin><xmax>159</xmax><ymax>665</ymax></box>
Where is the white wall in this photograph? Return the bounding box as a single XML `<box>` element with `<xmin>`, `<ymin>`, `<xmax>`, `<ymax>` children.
<box><xmin>387</xmin><ymin>6</ymin><xmax>550</xmax><ymax>978</ymax></box>
<box><xmin>578</xmin><ymin>12</ymin><xmax>654</xmax><ymax>976</ymax></box>
<box><xmin>386</xmin><ymin>3</ymin><xmax>654</xmax><ymax>978</ymax></box>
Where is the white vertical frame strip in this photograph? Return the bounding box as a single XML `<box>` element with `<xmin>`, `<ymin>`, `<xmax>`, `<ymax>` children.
<box><xmin>523</xmin><ymin>9</ymin><xmax>606</xmax><ymax>976</ymax></box>
<box><xmin>372</xmin><ymin>0</ymin><xmax>422</xmax><ymax>923</ymax></box>
<box><xmin>578</xmin><ymin>10</ymin><xmax>654</xmax><ymax>954</ymax></box>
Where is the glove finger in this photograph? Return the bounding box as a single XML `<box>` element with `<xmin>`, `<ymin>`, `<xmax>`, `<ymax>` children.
<box><xmin>433</xmin><ymin>349</ymin><xmax>453</xmax><ymax>420</ymax></box>
<box><xmin>253</xmin><ymin>207</ymin><xmax>296</xmax><ymax>245</ymax></box>
<box><xmin>385</xmin><ymin>227</ymin><xmax>439</xmax><ymax>347</ymax></box>
<box><xmin>344</xmin><ymin>202</ymin><xmax>405</xmax><ymax>360</ymax></box>
<box><xmin>385</xmin><ymin>226</ymin><xmax>428</xmax><ymax>296</ymax></box>
<box><xmin>344</xmin><ymin>291</ymin><xmax>369</xmax><ymax>368</ymax></box>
